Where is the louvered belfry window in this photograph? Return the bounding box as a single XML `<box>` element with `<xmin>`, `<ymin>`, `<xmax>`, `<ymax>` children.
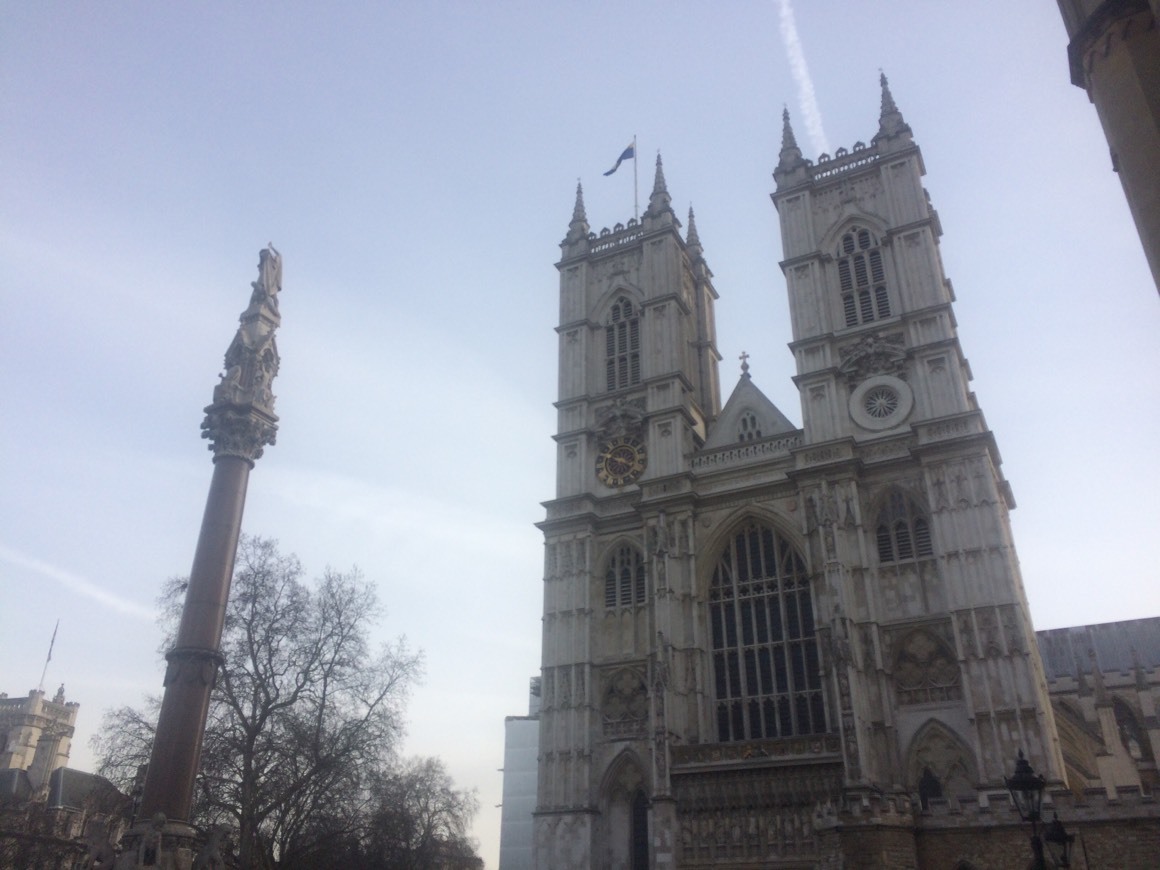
<box><xmin>604</xmin><ymin>546</ymin><xmax>646</xmax><ymax>608</ymax></box>
<box><xmin>606</xmin><ymin>297</ymin><xmax>641</xmax><ymax>391</ymax></box>
<box><xmin>876</xmin><ymin>491</ymin><xmax>935</xmax><ymax>563</ymax></box>
<box><xmin>837</xmin><ymin>227</ymin><xmax>891</xmax><ymax>328</ymax></box>
<box><xmin>709</xmin><ymin>522</ymin><xmax>826</xmax><ymax>742</ymax></box>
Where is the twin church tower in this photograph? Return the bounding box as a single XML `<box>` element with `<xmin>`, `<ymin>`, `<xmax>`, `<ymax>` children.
<box><xmin>534</xmin><ymin>78</ymin><xmax>1063</xmax><ymax>868</ymax></box>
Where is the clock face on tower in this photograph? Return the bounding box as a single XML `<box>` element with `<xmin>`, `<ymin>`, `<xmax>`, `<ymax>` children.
<box><xmin>595</xmin><ymin>436</ymin><xmax>647</xmax><ymax>487</ymax></box>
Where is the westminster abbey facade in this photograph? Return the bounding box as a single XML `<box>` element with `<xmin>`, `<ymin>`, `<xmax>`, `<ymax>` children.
<box><xmin>529</xmin><ymin>78</ymin><xmax>1160</xmax><ymax>869</ymax></box>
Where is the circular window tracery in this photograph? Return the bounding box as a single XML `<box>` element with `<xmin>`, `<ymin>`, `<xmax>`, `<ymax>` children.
<box><xmin>849</xmin><ymin>375</ymin><xmax>913</xmax><ymax>431</ymax></box>
<box><xmin>863</xmin><ymin>386</ymin><xmax>900</xmax><ymax>419</ymax></box>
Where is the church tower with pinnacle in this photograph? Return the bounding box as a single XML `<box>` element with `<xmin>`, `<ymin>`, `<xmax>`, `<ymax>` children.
<box><xmin>534</xmin><ymin>77</ymin><xmax>1063</xmax><ymax>870</ymax></box>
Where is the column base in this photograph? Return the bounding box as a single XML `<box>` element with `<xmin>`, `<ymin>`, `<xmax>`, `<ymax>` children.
<box><xmin>114</xmin><ymin>815</ymin><xmax>198</xmax><ymax>870</ymax></box>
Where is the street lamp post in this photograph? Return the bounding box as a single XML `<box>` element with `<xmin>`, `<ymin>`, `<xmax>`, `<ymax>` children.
<box><xmin>1005</xmin><ymin>749</ymin><xmax>1047</xmax><ymax>870</ymax></box>
<box><xmin>1005</xmin><ymin>750</ymin><xmax>1076</xmax><ymax>869</ymax></box>
<box><xmin>1043</xmin><ymin>812</ymin><xmax>1076</xmax><ymax>868</ymax></box>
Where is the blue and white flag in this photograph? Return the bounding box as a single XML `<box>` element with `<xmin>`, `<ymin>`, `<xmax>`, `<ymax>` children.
<box><xmin>603</xmin><ymin>142</ymin><xmax>636</xmax><ymax>176</ymax></box>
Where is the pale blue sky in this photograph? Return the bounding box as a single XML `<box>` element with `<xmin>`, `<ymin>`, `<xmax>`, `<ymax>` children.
<box><xmin>2</xmin><ymin>3</ymin><xmax>1157</xmax><ymax>866</ymax></box>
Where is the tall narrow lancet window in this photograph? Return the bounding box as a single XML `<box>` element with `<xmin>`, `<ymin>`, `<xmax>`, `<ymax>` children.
<box><xmin>605</xmin><ymin>297</ymin><xmax>641</xmax><ymax>391</ymax></box>
<box><xmin>876</xmin><ymin>490</ymin><xmax>934</xmax><ymax>563</ymax></box>
<box><xmin>709</xmin><ymin>521</ymin><xmax>826</xmax><ymax>741</ymax></box>
<box><xmin>837</xmin><ymin>226</ymin><xmax>891</xmax><ymax>327</ymax></box>
<box><xmin>604</xmin><ymin>546</ymin><xmax>646</xmax><ymax>608</ymax></box>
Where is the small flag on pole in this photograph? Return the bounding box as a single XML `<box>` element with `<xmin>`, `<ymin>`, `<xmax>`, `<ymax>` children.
<box><xmin>603</xmin><ymin>142</ymin><xmax>636</xmax><ymax>176</ymax></box>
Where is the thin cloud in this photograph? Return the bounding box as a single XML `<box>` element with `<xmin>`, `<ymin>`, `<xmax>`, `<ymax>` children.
<box><xmin>778</xmin><ymin>0</ymin><xmax>830</xmax><ymax>156</ymax></box>
<box><xmin>0</xmin><ymin>544</ymin><xmax>154</xmax><ymax>620</ymax></box>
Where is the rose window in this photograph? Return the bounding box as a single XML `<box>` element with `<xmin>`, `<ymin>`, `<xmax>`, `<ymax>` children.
<box><xmin>864</xmin><ymin>386</ymin><xmax>899</xmax><ymax>419</ymax></box>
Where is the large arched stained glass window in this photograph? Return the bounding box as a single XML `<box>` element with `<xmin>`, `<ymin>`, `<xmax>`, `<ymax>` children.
<box><xmin>709</xmin><ymin>522</ymin><xmax>826</xmax><ymax>741</ymax></box>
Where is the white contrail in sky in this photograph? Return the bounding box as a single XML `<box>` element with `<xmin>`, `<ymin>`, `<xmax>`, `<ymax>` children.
<box><xmin>0</xmin><ymin>543</ymin><xmax>154</xmax><ymax>620</ymax></box>
<box><xmin>777</xmin><ymin>0</ymin><xmax>831</xmax><ymax>156</ymax></box>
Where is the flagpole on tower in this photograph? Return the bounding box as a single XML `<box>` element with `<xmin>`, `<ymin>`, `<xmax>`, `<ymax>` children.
<box><xmin>633</xmin><ymin>134</ymin><xmax>639</xmax><ymax>222</ymax></box>
<box><xmin>603</xmin><ymin>138</ymin><xmax>638</xmax><ymax>217</ymax></box>
<box><xmin>38</xmin><ymin>619</ymin><xmax>59</xmax><ymax>693</ymax></box>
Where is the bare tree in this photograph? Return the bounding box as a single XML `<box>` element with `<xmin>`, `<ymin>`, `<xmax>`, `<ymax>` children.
<box><xmin>362</xmin><ymin>757</ymin><xmax>481</xmax><ymax>870</ymax></box>
<box><xmin>94</xmin><ymin>536</ymin><xmax>425</xmax><ymax>868</ymax></box>
<box><xmin>91</xmin><ymin>699</ymin><xmax>158</xmax><ymax>795</ymax></box>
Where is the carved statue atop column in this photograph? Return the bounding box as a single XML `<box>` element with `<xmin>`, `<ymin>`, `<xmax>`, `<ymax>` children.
<box><xmin>205</xmin><ymin>246</ymin><xmax>282</xmax><ymax>463</ymax></box>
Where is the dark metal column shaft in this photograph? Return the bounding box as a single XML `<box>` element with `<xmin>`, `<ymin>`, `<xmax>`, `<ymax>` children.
<box><xmin>137</xmin><ymin>455</ymin><xmax>251</xmax><ymax>822</ymax></box>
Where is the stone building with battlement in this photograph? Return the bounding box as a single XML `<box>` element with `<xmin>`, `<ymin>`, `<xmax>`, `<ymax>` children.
<box><xmin>0</xmin><ymin>686</ymin><xmax>78</xmax><ymax>800</ymax></box>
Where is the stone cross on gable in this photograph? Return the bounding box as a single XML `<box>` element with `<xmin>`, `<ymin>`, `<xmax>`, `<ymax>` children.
<box><xmin>739</xmin><ymin>351</ymin><xmax>750</xmax><ymax>376</ymax></box>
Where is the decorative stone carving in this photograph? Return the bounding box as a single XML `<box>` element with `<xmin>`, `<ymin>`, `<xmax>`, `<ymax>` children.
<box><xmin>202</xmin><ymin>246</ymin><xmax>282</xmax><ymax>463</ymax></box>
<box><xmin>163</xmin><ymin>647</ymin><xmax>225</xmax><ymax>688</ymax></box>
<box><xmin>906</xmin><ymin>721</ymin><xmax>976</xmax><ymax>798</ymax></box>
<box><xmin>956</xmin><ymin>610</ymin><xmax>977</xmax><ymax>659</ymax></box>
<box><xmin>837</xmin><ymin>331</ymin><xmax>907</xmax><ymax>386</ymax></box>
<box><xmin>192</xmin><ymin>825</ymin><xmax>229</xmax><ymax>870</ymax></box>
<box><xmin>602</xmin><ymin>668</ymin><xmax>648</xmax><ymax>737</ymax></box>
<box><xmin>82</xmin><ymin>821</ymin><xmax>118</xmax><ymax>870</ymax></box>
<box><xmin>1000</xmin><ymin>604</ymin><xmax>1022</xmax><ymax>654</ymax></box>
<box><xmin>829</xmin><ymin>610</ymin><xmax>854</xmax><ymax>672</ymax></box>
<box><xmin>200</xmin><ymin>408</ymin><xmax>279</xmax><ymax>463</ymax></box>
<box><xmin>859</xmin><ymin>625</ymin><xmax>877</xmax><ymax>671</ymax></box>
<box><xmin>893</xmin><ymin>629</ymin><xmax>962</xmax><ymax>705</ymax></box>
<box><xmin>558</xmin><ymin>669</ymin><xmax>571</xmax><ymax>708</ymax></box>
<box><xmin>842</xmin><ymin>712</ymin><xmax>862</xmax><ymax>780</ymax></box>
<box><xmin>976</xmin><ymin>608</ymin><xmax>1003</xmax><ymax>657</ymax></box>
<box><xmin>595</xmin><ymin>397</ymin><xmax>646</xmax><ymax>440</ymax></box>
<box><xmin>671</xmin><ymin>735</ymin><xmax>841</xmax><ymax>766</ymax></box>
<box><xmin>542</xmin><ymin>671</ymin><xmax>555</xmax><ymax>711</ymax></box>
<box><xmin>138</xmin><ymin>812</ymin><xmax>167</xmax><ymax>866</ymax></box>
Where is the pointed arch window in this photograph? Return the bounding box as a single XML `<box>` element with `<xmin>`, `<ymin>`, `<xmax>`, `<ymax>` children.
<box><xmin>604</xmin><ymin>546</ymin><xmax>646</xmax><ymax>608</ymax></box>
<box><xmin>837</xmin><ymin>227</ymin><xmax>891</xmax><ymax>328</ymax></box>
<box><xmin>876</xmin><ymin>490</ymin><xmax>934</xmax><ymax>563</ymax></box>
<box><xmin>708</xmin><ymin>522</ymin><xmax>826</xmax><ymax>741</ymax></box>
<box><xmin>606</xmin><ymin>297</ymin><xmax>641</xmax><ymax>391</ymax></box>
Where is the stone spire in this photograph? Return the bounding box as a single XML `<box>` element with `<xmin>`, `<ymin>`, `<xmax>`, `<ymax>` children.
<box><xmin>873</xmin><ymin>72</ymin><xmax>912</xmax><ymax>148</ymax></box>
<box><xmin>564</xmin><ymin>181</ymin><xmax>590</xmax><ymax>245</ymax></box>
<box><xmin>686</xmin><ymin>205</ymin><xmax>711</xmax><ymax>279</ymax></box>
<box><xmin>572</xmin><ymin>180</ymin><xmax>587</xmax><ymax>224</ymax></box>
<box><xmin>686</xmin><ymin>206</ymin><xmax>702</xmax><ymax>254</ymax></box>
<box><xmin>781</xmin><ymin>106</ymin><xmax>800</xmax><ymax>153</ymax></box>
<box><xmin>774</xmin><ymin>107</ymin><xmax>808</xmax><ymax>188</ymax></box>
<box><xmin>644</xmin><ymin>153</ymin><xmax>674</xmax><ymax>224</ymax></box>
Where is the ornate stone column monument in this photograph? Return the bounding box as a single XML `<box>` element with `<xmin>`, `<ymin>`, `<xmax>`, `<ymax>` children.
<box><xmin>118</xmin><ymin>247</ymin><xmax>281</xmax><ymax>868</ymax></box>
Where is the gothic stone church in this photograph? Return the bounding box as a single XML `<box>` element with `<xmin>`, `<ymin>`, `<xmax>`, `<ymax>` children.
<box><xmin>532</xmin><ymin>80</ymin><xmax>1160</xmax><ymax>869</ymax></box>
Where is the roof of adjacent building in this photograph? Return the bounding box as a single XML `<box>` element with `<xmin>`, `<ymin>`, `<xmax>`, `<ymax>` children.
<box><xmin>1036</xmin><ymin>617</ymin><xmax>1160</xmax><ymax>680</ymax></box>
